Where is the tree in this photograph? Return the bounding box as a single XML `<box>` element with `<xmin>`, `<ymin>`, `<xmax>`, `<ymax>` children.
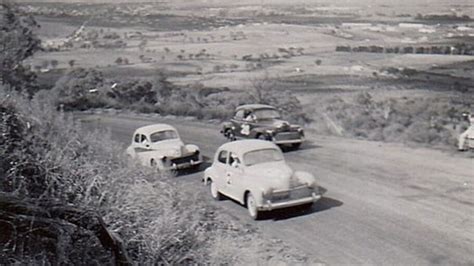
<box><xmin>0</xmin><ymin>2</ymin><xmax>42</xmax><ymax>95</ymax></box>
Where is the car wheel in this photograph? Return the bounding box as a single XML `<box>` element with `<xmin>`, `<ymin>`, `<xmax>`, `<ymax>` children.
<box><xmin>150</xmin><ymin>159</ymin><xmax>157</xmax><ymax>167</ymax></box>
<box><xmin>209</xmin><ymin>179</ymin><xmax>223</xmax><ymax>201</ymax></box>
<box><xmin>246</xmin><ymin>193</ymin><xmax>260</xmax><ymax>220</ymax></box>
<box><xmin>225</xmin><ymin>129</ymin><xmax>236</xmax><ymax>141</ymax></box>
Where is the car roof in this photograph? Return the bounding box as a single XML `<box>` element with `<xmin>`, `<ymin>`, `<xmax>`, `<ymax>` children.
<box><xmin>218</xmin><ymin>140</ymin><xmax>280</xmax><ymax>156</ymax></box>
<box><xmin>235</xmin><ymin>104</ymin><xmax>276</xmax><ymax>111</ymax></box>
<box><xmin>134</xmin><ymin>124</ymin><xmax>177</xmax><ymax>135</ymax></box>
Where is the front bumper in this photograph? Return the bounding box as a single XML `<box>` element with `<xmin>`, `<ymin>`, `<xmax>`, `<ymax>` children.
<box><xmin>273</xmin><ymin>138</ymin><xmax>304</xmax><ymax>145</ymax></box>
<box><xmin>271</xmin><ymin>131</ymin><xmax>305</xmax><ymax>145</ymax></box>
<box><xmin>258</xmin><ymin>192</ymin><xmax>321</xmax><ymax>211</ymax></box>
<box><xmin>163</xmin><ymin>154</ymin><xmax>202</xmax><ymax>170</ymax></box>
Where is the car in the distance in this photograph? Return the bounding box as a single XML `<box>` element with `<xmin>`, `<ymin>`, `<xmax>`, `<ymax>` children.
<box><xmin>221</xmin><ymin>104</ymin><xmax>305</xmax><ymax>149</ymax></box>
<box><xmin>126</xmin><ymin>124</ymin><xmax>202</xmax><ymax>171</ymax></box>
<box><xmin>203</xmin><ymin>139</ymin><xmax>322</xmax><ymax>220</ymax></box>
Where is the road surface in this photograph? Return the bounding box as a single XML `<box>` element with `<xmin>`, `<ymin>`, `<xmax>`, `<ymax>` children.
<box><xmin>79</xmin><ymin>113</ymin><xmax>474</xmax><ymax>265</ymax></box>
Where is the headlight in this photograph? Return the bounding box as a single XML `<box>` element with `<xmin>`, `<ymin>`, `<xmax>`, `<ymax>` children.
<box><xmin>298</xmin><ymin>128</ymin><xmax>305</xmax><ymax>136</ymax></box>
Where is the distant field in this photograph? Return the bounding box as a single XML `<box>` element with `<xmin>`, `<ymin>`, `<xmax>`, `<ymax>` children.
<box><xmin>22</xmin><ymin>0</ymin><xmax>474</xmax><ymax>146</ymax></box>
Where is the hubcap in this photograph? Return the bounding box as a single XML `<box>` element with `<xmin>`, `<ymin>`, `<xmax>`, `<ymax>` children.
<box><xmin>247</xmin><ymin>194</ymin><xmax>257</xmax><ymax>217</ymax></box>
<box><xmin>211</xmin><ymin>181</ymin><xmax>218</xmax><ymax>198</ymax></box>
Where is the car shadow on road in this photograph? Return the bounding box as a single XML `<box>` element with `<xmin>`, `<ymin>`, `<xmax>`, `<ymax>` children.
<box><xmin>175</xmin><ymin>160</ymin><xmax>212</xmax><ymax>176</ymax></box>
<box><xmin>263</xmin><ymin>196</ymin><xmax>343</xmax><ymax>221</ymax></box>
<box><xmin>281</xmin><ymin>142</ymin><xmax>322</xmax><ymax>153</ymax></box>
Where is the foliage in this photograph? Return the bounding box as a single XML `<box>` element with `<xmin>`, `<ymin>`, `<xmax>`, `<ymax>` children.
<box><xmin>52</xmin><ymin>68</ymin><xmax>111</xmax><ymax>110</ymax></box>
<box><xmin>325</xmin><ymin>92</ymin><xmax>473</xmax><ymax>146</ymax></box>
<box><xmin>1</xmin><ymin>86</ymin><xmax>310</xmax><ymax>264</ymax></box>
<box><xmin>48</xmin><ymin>68</ymin><xmax>307</xmax><ymax>123</ymax></box>
<box><xmin>0</xmin><ymin>2</ymin><xmax>41</xmax><ymax>95</ymax></box>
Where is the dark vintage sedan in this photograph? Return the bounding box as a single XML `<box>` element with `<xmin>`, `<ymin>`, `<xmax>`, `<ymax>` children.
<box><xmin>221</xmin><ymin>104</ymin><xmax>305</xmax><ymax>149</ymax></box>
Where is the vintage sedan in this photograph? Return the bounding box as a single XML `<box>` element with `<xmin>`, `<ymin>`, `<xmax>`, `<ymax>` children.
<box><xmin>203</xmin><ymin>140</ymin><xmax>322</xmax><ymax>219</ymax></box>
<box><xmin>126</xmin><ymin>124</ymin><xmax>202</xmax><ymax>171</ymax></box>
<box><xmin>221</xmin><ymin>104</ymin><xmax>305</xmax><ymax>149</ymax></box>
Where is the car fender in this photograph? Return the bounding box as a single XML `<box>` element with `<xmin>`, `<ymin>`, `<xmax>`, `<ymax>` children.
<box><xmin>125</xmin><ymin>145</ymin><xmax>135</xmax><ymax>158</ymax></box>
<box><xmin>242</xmin><ymin>187</ymin><xmax>266</xmax><ymax>206</ymax></box>
<box><xmin>251</xmin><ymin>126</ymin><xmax>273</xmax><ymax>138</ymax></box>
<box><xmin>185</xmin><ymin>144</ymin><xmax>200</xmax><ymax>153</ymax></box>
<box><xmin>141</xmin><ymin>151</ymin><xmax>168</xmax><ymax>165</ymax></box>
<box><xmin>294</xmin><ymin>171</ymin><xmax>317</xmax><ymax>188</ymax></box>
<box><xmin>221</xmin><ymin>122</ymin><xmax>234</xmax><ymax>132</ymax></box>
<box><xmin>204</xmin><ymin>165</ymin><xmax>218</xmax><ymax>183</ymax></box>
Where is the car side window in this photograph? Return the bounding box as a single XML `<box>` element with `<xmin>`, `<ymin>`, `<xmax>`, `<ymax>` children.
<box><xmin>134</xmin><ymin>134</ymin><xmax>141</xmax><ymax>143</ymax></box>
<box><xmin>234</xmin><ymin>110</ymin><xmax>245</xmax><ymax>120</ymax></box>
<box><xmin>228</xmin><ymin>152</ymin><xmax>240</xmax><ymax>167</ymax></box>
<box><xmin>217</xmin><ymin>150</ymin><xmax>228</xmax><ymax>164</ymax></box>
<box><xmin>140</xmin><ymin>134</ymin><xmax>147</xmax><ymax>143</ymax></box>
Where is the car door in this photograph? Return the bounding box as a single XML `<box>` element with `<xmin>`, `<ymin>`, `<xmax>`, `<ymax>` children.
<box><xmin>224</xmin><ymin>152</ymin><xmax>245</xmax><ymax>201</ymax></box>
<box><xmin>213</xmin><ymin>150</ymin><xmax>230</xmax><ymax>196</ymax></box>
<box><xmin>134</xmin><ymin>134</ymin><xmax>151</xmax><ymax>162</ymax></box>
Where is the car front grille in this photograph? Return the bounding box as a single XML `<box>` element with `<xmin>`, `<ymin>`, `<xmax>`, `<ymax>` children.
<box><xmin>269</xmin><ymin>186</ymin><xmax>313</xmax><ymax>202</ymax></box>
<box><xmin>170</xmin><ymin>153</ymin><xmax>200</xmax><ymax>165</ymax></box>
<box><xmin>274</xmin><ymin>132</ymin><xmax>301</xmax><ymax>141</ymax></box>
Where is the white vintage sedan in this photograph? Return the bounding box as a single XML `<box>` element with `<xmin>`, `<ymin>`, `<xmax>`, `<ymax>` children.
<box><xmin>203</xmin><ymin>139</ymin><xmax>322</xmax><ymax>219</ymax></box>
<box><xmin>126</xmin><ymin>124</ymin><xmax>202</xmax><ymax>171</ymax></box>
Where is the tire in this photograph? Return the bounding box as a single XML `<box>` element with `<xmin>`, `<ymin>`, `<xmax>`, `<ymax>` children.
<box><xmin>150</xmin><ymin>159</ymin><xmax>157</xmax><ymax>167</ymax></box>
<box><xmin>246</xmin><ymin>193</ymin><xmax>261</xmax><ymax>220</ymax></box>
<box><xmin>225</xmin><ymin>129</ymin><xmax>236</xmax><ymax>141</ymax></box>
<box><xmin>209</xmin><ymin>179</ymin><xmax>223</xmax><ymax>201</ymax></box>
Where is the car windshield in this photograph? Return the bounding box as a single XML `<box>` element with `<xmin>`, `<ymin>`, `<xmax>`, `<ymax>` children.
<box><xmin>149</xmin><ymin>130</ymin><xmax>178</xmax><ymax>142</ymax></box>
<box><xmin>243</xmin><ymin>148</ymin><xmax>284</xmax><ymax>166</ymax></box>
<box><xmin>253</xmin><ymin>109</ymin><xmax>281</xmax><ymax>119</ymax></box>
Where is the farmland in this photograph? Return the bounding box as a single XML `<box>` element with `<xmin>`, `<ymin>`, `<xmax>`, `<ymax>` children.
<box><xmin>22</xmin><ymin>1</ymin><xmax>474</xmax><ymax>145</ymax></box>
<box><xmin>2</xmin><ymin>1</ymin><xmax>474</xmax><ymax>264</ymax></box>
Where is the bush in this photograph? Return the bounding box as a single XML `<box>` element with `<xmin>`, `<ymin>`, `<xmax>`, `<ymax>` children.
<box><xmin>324</xmin><ymin>92</ymin><xmax>473</xmax><ymax>146</ymax></box>
<box><xmin>46</xmin><ymin>69</ymin><xmax>308</xmax><ymax>123</ymax></box>
<box><xmin>1</xmin><ymin>86</ymin><xmax>311</xmax><ymax>264</ymax></box>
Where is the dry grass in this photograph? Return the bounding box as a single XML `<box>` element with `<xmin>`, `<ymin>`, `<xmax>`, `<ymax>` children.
<box><xmin>1</xmin><ymin>86</ymin><xmax>311</xmax><ymax>264</ymax></box>
<box><xmin>320</xmin><ymin>91</ymin><xmax>473</xmax><ymax>147</ymax></box>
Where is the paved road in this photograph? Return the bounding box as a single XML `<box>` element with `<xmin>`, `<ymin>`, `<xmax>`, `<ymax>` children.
<box><xmin>80</xmin><ymin>113</ymin><xmax>474</xmax><ymax>265</ymax></box>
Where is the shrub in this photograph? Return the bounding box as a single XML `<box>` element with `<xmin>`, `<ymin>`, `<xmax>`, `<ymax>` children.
<box><xmin>52</xmin><ymin>68</ymin><xmax>112</xmax><ymax>110</ymax></box>
<box><xmin>324</xmin><ymin>92</ymin><xmax>472</xmax><ymax>146</ymax></box>
<box><xmin>1</xmin><ymin>87</ymin><xmax>308</xmax><ymax>264</ymax></box>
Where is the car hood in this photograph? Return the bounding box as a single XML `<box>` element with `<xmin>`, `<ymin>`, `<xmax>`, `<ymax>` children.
<box><xmin>256</xmin><ymin>119</ymin><xmax>292</xmax><ymax>129</ymax></box>
<box><xmin>246</xmin><ymin>161</ymin><xmax>296</xmax><ymax>190</ymax></box>
<box><xmin>148</xmin><ymin>139</ymin><xmax>186</xmax><ymax>157</ymax></box>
